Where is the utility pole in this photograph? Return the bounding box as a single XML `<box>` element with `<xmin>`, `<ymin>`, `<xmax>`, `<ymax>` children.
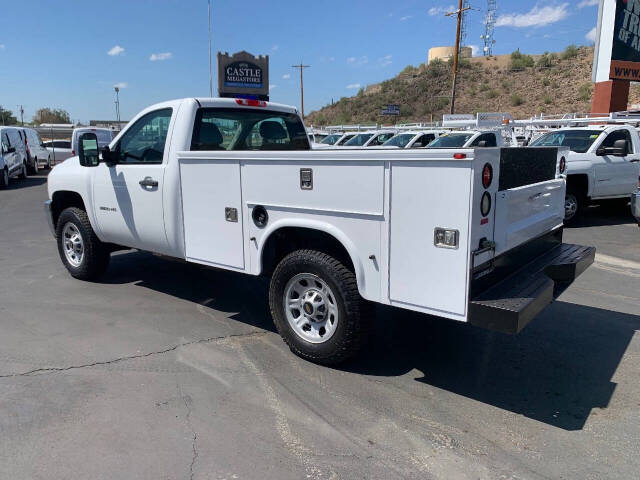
<box><xmin>208</xmin><ymin>0</ymin><xmax>213</xmax><ymax>97</ymax></box>
<box><xmin>114</xmin><ymin>87</ymin><xmax>121</xmax><ymax>124</ymax></box>
<box><xmin>446</xmin><ymin>0</ymin><xmax>470</xmax><ymax>114</ymax></box>
<box><xmin>291</xmin><ymin>63</ymin><xmax>310</xmax><ymax>119</ymax></box>
<box><xmin>17</xmin><ymin>105</ymin><xmax>24</xmax><ymax>126</ymax></box>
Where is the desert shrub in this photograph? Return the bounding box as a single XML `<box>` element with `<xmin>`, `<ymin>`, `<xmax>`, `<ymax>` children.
<box><xmin>511</xmin><ymin>93</ymin><xmax>524</xmax><ymax>106</ymax></box>
<box><xmin>578</xmin><ymin>82</ymin><xmax>592</xmax><ymax>101</ymax></box>
<box><xmin>536</xmin><ymin>53</ymin><xmax>554</xmax><ymax>68</ymax></box>
<box><xmin>487</xmin><ymin>89</ymin><xmax>498</xmax><ymax>99</ymax></box>
<box><xmin>509</xmin><ymin>50</ymin><xmax>534</xmax><ymax>71</ymax></box>
<box><xmin>562</xmin><ymin>45</ymin><xmax>579</xmax><ymax>60</ymax></box>
<box><xmin>543</xmin><ymin>94</ymin><xmax>553</xmax><ymax>105</ymax></box>
<box><xmin>542</xmin><ymin>77</ymin><xmax>550</xmax><ymax>86</ymax></box>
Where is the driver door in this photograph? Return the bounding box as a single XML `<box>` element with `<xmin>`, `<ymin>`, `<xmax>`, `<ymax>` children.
<box><xmin>593</xmin><ymin>129</ymin><xmax>638</xmax><ymax>197</ymax></box>
<box><xmin>92</xmin><ymin>108</ymin><xmax>173</xmax><ymax>254</ymax></box>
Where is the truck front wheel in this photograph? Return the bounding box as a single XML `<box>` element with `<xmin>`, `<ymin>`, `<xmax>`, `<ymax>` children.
<box><xmin>269</xmin><ymin>249</ymin><xmax>372</xmax><ymax>365</ymax></box>
<box><xmin>56</xmin><ymin>207</ymin><xmax>110</xmax><ymax>281</ymax></box>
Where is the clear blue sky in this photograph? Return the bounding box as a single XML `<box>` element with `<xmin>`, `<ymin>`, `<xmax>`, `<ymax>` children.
<box><xmin>0</xmin><ymin>0</ymin><xmax>600</xmax><ymax>123</ymax></box>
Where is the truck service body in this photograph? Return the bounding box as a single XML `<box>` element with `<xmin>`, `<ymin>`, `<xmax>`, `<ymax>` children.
<box><xmin>45</xmin><ymin>98</ymin><xmax>595</xmax><ymax>364</ymax></box>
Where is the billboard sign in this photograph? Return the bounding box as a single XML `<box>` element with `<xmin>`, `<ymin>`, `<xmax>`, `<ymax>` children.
<box><xmin>593</xmin><ymin>0</ymin><xmax>640</xmax><ymax>81</ymax></box>
<box><xmin>381</xmin><ymin>104</ymin><xmax>400</xmax><ymax>116</ymax></box>
<box><xmin>218</xmin><ymin>51</ymin><xmax>269</xmax><ymax>100</ymax></box>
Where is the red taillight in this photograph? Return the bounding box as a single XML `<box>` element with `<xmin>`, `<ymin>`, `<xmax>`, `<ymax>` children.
<box><xmin>559</xmin><ymin>156</ymin><xmax>566</xmax><ymax>174</ymax></box>
<box><xmin>453</xmin><ymin>153</ymin><xmax>466</xmax><ymax>159</ymax></box>
<box><xmin>72</xmin><ymin>150</ymin><xmax>75</xmax><ymax>155</ymax></box>
<box><xmin>482</xmin><ymin>163</ymin><xmax>493</xmax><ymax>188</ymax></box>
<box><xmin>235</xmin><ymin>98</ymin><xmax>267</xmax><ymax>107</ymax></box>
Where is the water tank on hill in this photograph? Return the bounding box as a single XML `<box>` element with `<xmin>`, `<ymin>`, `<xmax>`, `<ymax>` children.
<box><xmin>428</xmin><ymin>46</ymin><xmax>472</xmax><ymax>64</ymax></box>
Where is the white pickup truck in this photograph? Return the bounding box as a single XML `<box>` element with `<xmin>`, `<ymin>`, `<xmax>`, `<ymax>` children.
<box><xmin>529</xmin><ymin>125</ymin><xmax>640</xmax><ymax>222</ymax></box>
<box><xmin>45</xmin><ymin>97</ymin><xmax>595</xmax><ymax>365</ymax></box>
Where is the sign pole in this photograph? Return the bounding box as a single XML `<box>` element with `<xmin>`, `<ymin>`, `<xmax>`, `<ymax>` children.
<box><xmin>446</xmin><ymin>0</ymin><xmax>469</xmax><ymax>115</ymax></box>
<box><xmin>208</xmin><ymin>0</ymin><xmax>213</xmax><ymax>97</ymax></box>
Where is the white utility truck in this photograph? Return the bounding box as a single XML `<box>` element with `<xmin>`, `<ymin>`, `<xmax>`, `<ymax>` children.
<box><xmin>45</xmin><ymin>98</ymin><xmax>595</xmax><ymax>365</ymax></box>
<box><xmin>528</xmin><ymin>125</ymin><xmax>640</xmax><ymax>222</ymax></box>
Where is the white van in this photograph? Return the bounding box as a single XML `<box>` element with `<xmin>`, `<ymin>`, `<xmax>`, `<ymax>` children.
<box><xmin>0</xmin><ymin>127</ymin><xmax>28</xmax><ymax>187</ymax></box>
<box><xmin>70</xmin><ymin>128</ymin><xmax>115</xmax><ymax>156</ymax></box>
<box><xmin>24</xmin><ymin>128</ymin><xmax>52</xmax><ymax>171</ymax></box>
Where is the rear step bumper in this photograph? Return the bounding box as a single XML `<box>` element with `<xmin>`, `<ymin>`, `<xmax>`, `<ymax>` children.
<box><xmin>469</xmin><ymin>243</ymin><xmax>595</xmax><ymax>334</ymax></box>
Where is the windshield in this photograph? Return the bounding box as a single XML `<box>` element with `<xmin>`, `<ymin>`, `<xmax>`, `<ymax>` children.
<box><xmin>321</xmin><ymin>134</ymin><xmax>342</xmax><ymax>145</ymax></box>
<box><xmin>427</xmin><ymin>133</ymin><xmax>474</xmax><ymax>148</ymax></box>
<box><xmin>529</xmin><ymin>130</ymin><xmax>602</xmax><ymax>153</ymax></box>
<box><xmin>383</xmin><ymin>134</ymin><xmax>414</xmax><ymax>148</ymax></box>
<box><xmin>336</xmin><ymin>134</ymin><xmax>356</xmax><ymax>145</ymax></box>
<box><xmin>344</xmin><ymin>133</ymin><xmax>373</xmax><ymax>146</ymax></box>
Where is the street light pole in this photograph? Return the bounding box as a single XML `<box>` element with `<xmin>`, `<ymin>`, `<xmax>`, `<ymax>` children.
<box><xmin>291</xmin><ymin>63</ymin><xmax>310</xmax><ymax>119</ymax></box>
<box><xmin>114</xmin><ymin>87</ymin><xmax>120</xmax><ymax>124</ymax></box>
<box><xmin>208</xmin><ymin>0</ymin><xmax>213</xmax><ymax>97</ymax></box>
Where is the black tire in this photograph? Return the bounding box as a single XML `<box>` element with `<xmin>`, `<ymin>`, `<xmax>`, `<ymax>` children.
<box><xmin>47</xmin><ymin>156</ymin><xmax>52</xmax><ymax>169</ymax></box>
<box><xmin>0</xmin><ymin>167</ymin><xmax>8</xmax><ymax>189</ymax></box>
<box><xmin>269</xmin><ymin>249</ymin><xmax>372</xmax><ymax>365</ymax></box>
<box><xmin>30</xmin><ymin>157</ymin><xmax>39</xmax><ymax>174</ymax></box>
<box><xmin>564</xmin><ymin>186</ymin><xmax>584</xmax><ymax>224</ymax></box>
<box><xmin>56</xmin><ymin>207</ymin><xmax>110</xmax><ymax>281</ymax></box>
<box><xmin>17</xmin><ymin>161</ymin><xmax>27</xmax><ymax>179</ymax></box>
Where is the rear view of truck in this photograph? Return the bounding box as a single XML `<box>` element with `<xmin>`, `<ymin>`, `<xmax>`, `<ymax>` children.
<box><xmin>467</xmin><ymin>147</ymin><xmax>595</xmax><ymax>333</ymax></box>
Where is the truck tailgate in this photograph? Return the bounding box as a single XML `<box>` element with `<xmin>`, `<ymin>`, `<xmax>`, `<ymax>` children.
<box><xmin>494</xmin><ymin>179</ymin><xmax>565</xmax><ymax>254</ymax></box>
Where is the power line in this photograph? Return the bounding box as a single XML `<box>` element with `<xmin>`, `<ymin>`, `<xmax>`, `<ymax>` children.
<box><xmin>291</xmin><ymin>63</ymin><xmax>310</xmax><ymax>119</ymax></box>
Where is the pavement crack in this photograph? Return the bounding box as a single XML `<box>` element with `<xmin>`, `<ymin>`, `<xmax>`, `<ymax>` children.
<box><xmin>178</xmin><ymin>382</ymin><xmax>199</xmax><ymax>480</ymax></box>
<box><xmin>0</xmin><ymin>331</ymin><xmax>265</xmax><ymax>379</ymax></box>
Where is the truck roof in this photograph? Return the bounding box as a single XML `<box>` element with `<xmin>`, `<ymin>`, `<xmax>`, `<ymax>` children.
<box><xmin>193</xmin><ymin>97</ymin><xmax>299</xmax><ymax>114</ymax></box>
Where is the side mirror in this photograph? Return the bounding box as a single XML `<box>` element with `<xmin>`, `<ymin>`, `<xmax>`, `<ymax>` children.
<box><xmin>597</xmin><ymin>139</ymin><xmax>627</xmax><ymax>156</ymax></box>
<box><xmin>613</xmin><ymin>139</ymin><xmax>628</xmax><ymax>155</ymax></box>
<box><xmin>101</xmin><ymin>145</ymin><xmax>118</xmax><ymax>166</ymax></box>
<box><xmin>78</xmin><ymin>132</ymin><xmax>100</xmax><ymax>167</ymax></box>
<box><xmin>6</xmin><ymin>146</ymin><xmax>16</xmax><ymax>154</ymax></box>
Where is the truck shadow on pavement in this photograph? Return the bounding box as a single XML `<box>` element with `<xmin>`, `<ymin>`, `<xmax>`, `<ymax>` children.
<box><xmin>345</xmin><ymin>301</ymin><xmax>639</xmax><ymax>431</ymax></box>
<box><xmin>102</xmin><ymin>250</ymin><xmax>637</xmax><ymax>432</ymax></box>
<box><xmin>567</xmin><ymin>203</ymin><xmax>635</xmax><ymax>228</ymax></box>
<box><xmin>104</xmin><ymin>250</ymin><xmax>277</xmax><ymax>333</ymax></box>
<box><xmin>4</xmin><ymin>176</ymin><xmax>48</xmax><ymax>190</ymax></box>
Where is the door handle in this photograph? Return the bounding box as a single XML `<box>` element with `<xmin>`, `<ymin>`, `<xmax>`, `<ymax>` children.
<box><xmin>139</xmin><ymin>176</ymin><xmax>158</xmax><ymax>187</ymax></box>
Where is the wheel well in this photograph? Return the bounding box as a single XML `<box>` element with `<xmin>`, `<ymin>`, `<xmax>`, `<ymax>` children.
<box><xmin>261</xmin><ymin>227</ymin><xmax>355</xmax><ymax>276</ymax></box>
<box><xmin>51</xmin><ymin>191</ymin><xmax>85</xmax><ymax>229</ymax></box>
<box><xmin>566</xmin><ymin>174</ymin><xmax>589</xmax><ymax>199</ymax></box>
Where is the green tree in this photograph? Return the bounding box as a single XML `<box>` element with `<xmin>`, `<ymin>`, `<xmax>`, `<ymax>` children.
<box><xmin>0</xmin><ymin>106</ymin><xmax>17</xmax><ymax>125</ymax></box>
<box><xmin>33</xmin><ymin>108</ymin><xmax>72</xmax><ymax>125</ymax></box>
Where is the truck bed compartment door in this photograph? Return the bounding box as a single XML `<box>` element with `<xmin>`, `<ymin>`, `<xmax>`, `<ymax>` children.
<box><xmin>179</xmin><ymin>159</ymin><xmax>245</xmax><ymax>270</ymax></box>
<box><xmin>493</xmin><ymin>179</ymin><xmax>564</xmax><ymax>254</ymax></box>
<box><xmin>389</xmin><ymin>161</ymin><xmax>472</xmax><ymax>318</ymax></box>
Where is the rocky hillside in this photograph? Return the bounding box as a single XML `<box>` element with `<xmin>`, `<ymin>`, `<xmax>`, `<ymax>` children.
<box><xmin>307</xmin><ymin>46</ymin><xmax>640</xmax><ymax>125</ymax></box>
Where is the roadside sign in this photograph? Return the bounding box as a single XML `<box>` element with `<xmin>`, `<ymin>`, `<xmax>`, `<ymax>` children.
<box><xmin>382</xmin><ymin>104</ymin><xmax>400</xmax><ymax>116</ymax></box>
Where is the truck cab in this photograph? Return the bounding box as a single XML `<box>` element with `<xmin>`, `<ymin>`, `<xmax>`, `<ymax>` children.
<box><xmin>529</xmin><ymin>125</ymin><xmax>640</xmax><ymax>221</ymax></box>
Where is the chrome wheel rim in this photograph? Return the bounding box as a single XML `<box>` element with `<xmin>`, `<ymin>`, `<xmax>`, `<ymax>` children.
<box><xmin>564</xmin><ymin>194</ymin><xmax>578</xmax><ymax>220</ymax></box>
<box><xmin>283</xmin><ymin>273</ymin><xmax>339</xmax><ymax>344</ymax></box>
<box><xmin>62</xmin><ymin>222</ymin><xmax>84</xmax><ymax>267</ymax></box>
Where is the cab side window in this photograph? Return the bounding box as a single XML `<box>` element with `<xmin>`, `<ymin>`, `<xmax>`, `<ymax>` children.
<box><xmin>415</xmin><ymin>134</ymin><xmax>435</xmax><ymax>147</ymax></box>
<box><xmin>1</xmin><ymin>133</ymin><xmax>10</xmax><ymax>153</ymax></box>
<box><xmin>601</xmin><ymin>130</ymin><xmax>633</xmax><ymax>154</ymax></box>
<box><xmin>116</xmin><ymin>108</ymin><xmax>173</xmax><ymax>164</ymax></box>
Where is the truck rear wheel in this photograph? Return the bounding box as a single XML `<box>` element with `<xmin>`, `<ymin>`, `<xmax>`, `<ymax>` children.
<box><xmin>269</xmin><ymin>249</ymin><xmax>371</xmax><ymax>365</ymax></box>
<box><xmin>56</xmin><ymin>207</ymin><xmax>110</xmax><ymax>281</ymax></box>
<box><xmin>0</xmin><ymin>168</ymin><xmax>8</xmax><ymax>189</ymax></box>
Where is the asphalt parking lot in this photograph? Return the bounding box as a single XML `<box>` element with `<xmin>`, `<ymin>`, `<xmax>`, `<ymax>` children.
<box><xmin>0</xmin><ymin>172</ymin><xmax>638</xmax><ymax>480</ymax></box>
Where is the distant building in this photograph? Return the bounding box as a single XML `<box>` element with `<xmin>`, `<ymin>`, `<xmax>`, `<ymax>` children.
<box><xmin>428</xmin><ymin>46</ymin><xmax>472</xmax><ymax>64</ymax></box>
<box><xmin>89</xmin><ymin>120</ymin><xmax>128</xmax><ymax>129</ymax></box>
